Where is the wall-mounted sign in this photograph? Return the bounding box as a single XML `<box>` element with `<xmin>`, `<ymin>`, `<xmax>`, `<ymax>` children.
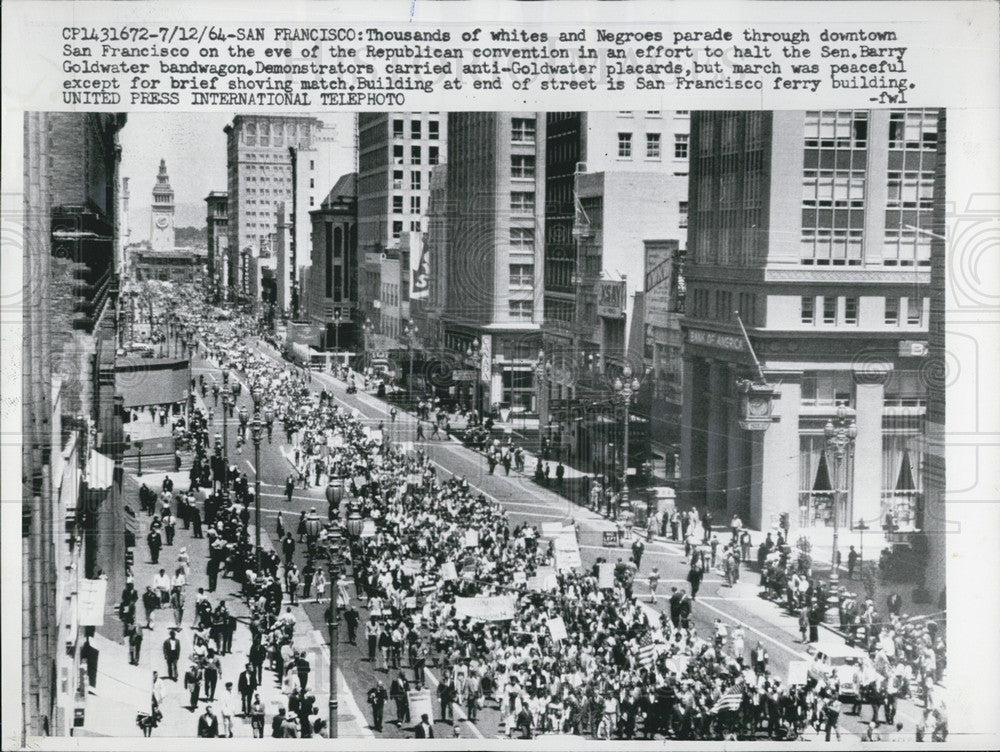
<box><xmin>687</xmin><ymin>328</ymin><xmax>745</xmax><ymax>352</ymax></box>
<box><xmin>597</xmin><ymin>280</ymin><xmax>626</xmax><ymax>318</ymax></box>
<box><xmin>899</xmin><ymin>340</ymin><xmax>929</xmax><ymax>357</ymax></box>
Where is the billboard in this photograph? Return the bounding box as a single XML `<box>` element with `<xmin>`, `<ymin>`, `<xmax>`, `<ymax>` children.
<box><xmin>597</xmin><ymin>279</ymin><xmax>626</xmax><ymax>318</ymax></box>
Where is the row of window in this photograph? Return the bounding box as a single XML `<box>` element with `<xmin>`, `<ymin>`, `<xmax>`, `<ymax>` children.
<box><xmin>392</xmin><ymin>144</ymin><xmax>441</xmax><ymax>165</ymax></box>
<box><xmin>392</xmin><ymin>195</ymin><xmax>422</xmax><ymax>215</ymax></box>
<box><xmin>618</xmin><ymin>111</ymin><xmax>689</xmax><ymax>117</ymax></box>
<box><xmin>392</xmin><ymin>119</ymin><xmax>442</xmax><ymax>140</ymax></box>
<box><xmin>390</xmin><ymin>219</ymin><xmax>423</xmax><ymax>240</ymax></box>
<box><xmin>391</xmin><ymin>170</ymin><xmax>433</xmax><ymax>191</ymax></box>
<box><xmin>617</xmin><ymin>132</ymin><xmax>689</xmax><ymax>160</ymax></box>
<box><xmin>801</xmin><ymin>295</ymin><xmax>924</xmax><ymax>326</ymax></box>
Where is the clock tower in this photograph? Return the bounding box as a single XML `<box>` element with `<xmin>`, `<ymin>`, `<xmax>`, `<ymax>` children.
<box><xmin>150</xmin><ymin>158</ymin><xmax>175</xmax><ymax>252</ymax></box>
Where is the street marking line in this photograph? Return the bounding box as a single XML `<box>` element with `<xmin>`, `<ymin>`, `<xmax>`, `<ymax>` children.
<box><xmin>421</xmin><ymin>665</ymin><xmax>485</xmax><ymax>739</ymax></box>
<box><xmin>310</xmin><ymin>629</ymin><xmax>375</xmax><ymax>738</ymax></box>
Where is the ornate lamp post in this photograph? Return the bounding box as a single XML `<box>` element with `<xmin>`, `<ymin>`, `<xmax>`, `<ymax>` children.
<box><xmin>612</xmin><ymin>365</ymin><xmax>642</xmax><ymax>507</ymax></box>
<box><xmin>325</xmin><ymin>521</ymin><xmax>345</xmax><ymax>737</ymax></box>
<box><xmin>250</xmin><ymin>389</ymin><xmax>263</xmax><ymax>572</ymax></box>
<box><xmin>333</xmin><ymin>309</ymin><xmax>342</xmax><ymax>354</ymax></box>
<box><xmin>220</xmin><ymin>370</ymin><xmax>231</xmax><ymax>502</ymax></box>
<box><xmin>824</xmin><ymin>402</ymin><xmax>857</xmax><ymax>584</ymax></box>
<box><xmin>466</xmin><ymin>338</ymin><xmax>482</xmax><ymax>420</ymax></box>
<box><xmin>856</xmin><ymin>517</ymin><xmax>870</xmax><ymax>567</ymax></box>
<box><xmin>135</xmin><ymin>439</ymin><xmax>144</xmax><ymax>477</ymax></box>
<box><xmin>363</xmin><ymin>317</ymin><xmax>375</xmax><ymax>371</ymax></box>
<box><xmin>535</xmin><ymin>350</ymin><xmax>548</xmax><ymax>453</ymax></box>
<box><xmin>404</xmin><ymin>320</ymin><xmax>418</xmax><ymax>405</ymax></box>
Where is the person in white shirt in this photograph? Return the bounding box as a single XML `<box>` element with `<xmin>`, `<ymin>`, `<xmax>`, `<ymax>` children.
<box><xmin>218</xmin><ymin>681</ymin><xmax>237</xmax><ymax>737</ymax></box>
<box><xmin>153</xmin><ymin>569</ymin><xmax>171</xmax><ymax>606</ymax></box>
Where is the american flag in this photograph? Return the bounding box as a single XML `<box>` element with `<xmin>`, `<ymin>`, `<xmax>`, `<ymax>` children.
<box><xmin>636</xmin><ymin>632</ymin><xmax>659</xmax><ymax>669</ymax></box>
<box><xmin>710</xmin><ymin>690</ymin><xmax>744</xmax><ymax>715</ymax></box>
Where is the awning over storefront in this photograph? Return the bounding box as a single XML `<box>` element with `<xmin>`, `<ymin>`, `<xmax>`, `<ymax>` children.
<box><xmin>116</xmin><ymin>357</ymin><xmax>189</xmax><ymax>408</ymax></box>
<box><xmin>85</xmin><ymin>450</ymin><xmax>115</xmax><ymax>491</ymax></box>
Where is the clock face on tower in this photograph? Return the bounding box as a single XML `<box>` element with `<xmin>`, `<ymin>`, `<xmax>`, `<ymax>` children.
<box><xmin>748</xmin><ymin>397</ymin><xmax>770</xmax><ymax>417</ymax></box>
<box><xmin>155</xmin><ymin>216</ymin><xmax>169</xmax><ymax>229</ymax></box>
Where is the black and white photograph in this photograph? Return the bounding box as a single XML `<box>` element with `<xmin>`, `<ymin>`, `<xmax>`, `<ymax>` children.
<box><xmin>15</xmin><ymin>106</ymin><xmax>953</xmax><ymax>743</ymax></box>
<box><xmin>3</xmin><ymin>2</ymin><xmax>999</xmax><ymax>750</ymax></box>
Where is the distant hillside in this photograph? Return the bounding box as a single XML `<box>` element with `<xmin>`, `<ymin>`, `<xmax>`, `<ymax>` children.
<box><xmin>175</xmin><ymin>226</ymin><xmax>207</xmax><ymax>249</ymax></box>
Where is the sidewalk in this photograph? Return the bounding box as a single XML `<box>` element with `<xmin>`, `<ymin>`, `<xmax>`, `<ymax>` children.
<box><xmin>81</xmin><ymin>463</ymin><xmax>368</xmax><ymax>736</ymax></box>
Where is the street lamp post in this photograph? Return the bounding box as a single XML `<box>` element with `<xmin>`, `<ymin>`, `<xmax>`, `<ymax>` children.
<box><xmin>326</xmin><ymin>521</ymin><xmax>345</xmax><ymax>737</ymax></box>
<box><xmin>135</xmin><ymin>440</ymin><xmax>144</xmax><ymax>477</ymax></box>
<box><xmin>250</xmin><ymin>390</ymin><xmax>263</xmax><ymax>573</ymax></box>
<box><xmin>221</xmin><ymin>370</ymin><xmax>231</xmax><ymax>502</ymax></box>
<box><xmin>824</xmin><ymin>402</ymin><xmax>858</xmax><ymax>584</ymax></box>
<box><xmin>535</xmin><ymin>350</ymin><xmax>547</xmax><ymax>453</ymax></box>
<box><xmin>363</xmin><ymin>317</ymin><xmax>374</xmax><ymax>372</ymax></box>
<box><xmin>333</xmin><ymin>309</ymin><xmax>342</xmax><ymax>354</ymax></box>
<box><xmin>404</xmin><ymin>320</ymin><xmax>418</xmax><ymax>406</ymax></box>
<box><xmin>613</xmin><ymin>365</ymin><xmax>641</xmax><ymax>508</ymax></box>
<box><xmin>466</xmin><ymin>338</ymin><xmax>481</xmax><ymax>421</ymax></box>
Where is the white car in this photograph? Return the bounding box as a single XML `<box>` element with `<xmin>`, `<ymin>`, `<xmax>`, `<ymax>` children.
<box><xmin>807</xmin><ymin>643</ymin><xmax>874</xmax><ymax>698</ymax></box>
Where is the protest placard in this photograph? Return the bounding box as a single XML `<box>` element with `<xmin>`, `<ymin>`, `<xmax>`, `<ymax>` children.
<box><xmin>547</xmin><ymin>616</ymin><xmax>568</xmax><ymax>641</ymax></box>
<box><xmin>454</xmin><ymin>595</ymin><xmax>516</xmax><ymax>621</ymax></box>
<box><xmin>598</xmin><ymin>562</ymin><xmax>615</xmax><ymax>589</ymax></box>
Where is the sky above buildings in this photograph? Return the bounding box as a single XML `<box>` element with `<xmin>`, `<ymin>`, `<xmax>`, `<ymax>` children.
<box><xmin>119</xmin><ymin>112</ymin><xmax>355</xmax><ymax>240</ymax></box>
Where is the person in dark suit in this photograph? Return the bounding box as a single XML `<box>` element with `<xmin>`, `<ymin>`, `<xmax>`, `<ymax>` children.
<box><xmin>367</xmin><ymin>680</ymin><xmax>388</xmax><ymax>732</ymax></box>
<box><xmin>668</xmin><ymin>587</ymin><xmax>683</xmax><ymax>629</ymax></box>
<box><xmin>437</xmin><ymin>676</ymin><xmax>456</xmax><ymax>722</ymax></box>
<box><xmin>163</xmin><ymin>630</ymin><xmax>181</xmax><ymax>680</ymax></box>
<box><xmin>184</xmin><ymin>662</ymin><xmax>202</xmax><ymax>709</ymax></box>
<box><xmin>415</xmin><ymin>713</ymin><xmax>434</xmax><ymax>738</ymax></box>
<box><xmin>238</xmin><ymin>663</ymin><xmax>258</xmax><ymax>715</ymax></box>
<box><xmin>197</xmin><ymin>705</ymin><xmax>220</xmax><ymax>737</ymax></box>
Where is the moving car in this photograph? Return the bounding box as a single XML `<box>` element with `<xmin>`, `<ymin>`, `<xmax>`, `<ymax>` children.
<box><xmin>807</xmin><ymin>643</ymin><xmax>875</xmax><ymax>698</ymax></box>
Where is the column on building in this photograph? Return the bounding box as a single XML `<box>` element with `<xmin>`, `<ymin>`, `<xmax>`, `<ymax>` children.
<box><xmin>751</xmin><ymin>378</ymin><xmax>801</xmax><ymax>531</ymax></box>
<box><xmin>705</xmin><ymin>360</ymin><xmax>729</xmax><ymax>509</ymax></box>
<box><xmin>853</xmin><ymin>376</ymin><xmax>885</xmax><ymax>528</ymax></box>
<box><xmin>726</xmin><ymin>401</ymin><xmax>751</xmax><ymax>520</ymax></box>
<box><xmin>680</xmin><ymin>355</ymin><xmax>705</xmax><ymax>507</ymax></box>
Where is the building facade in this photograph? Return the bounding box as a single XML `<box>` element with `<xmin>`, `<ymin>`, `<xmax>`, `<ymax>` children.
<box><xmin>307</xmin><ymin>173</ymin><xmax>359</xmax><ymax>351</ymax></box>
<box><xmin>442</xmin><ymin>112</ymin><xmax>547</xmax><ymax>414</ymax></box>
<box><xmin>541</xmin><ymin>111</ymin><xmax>690</xmax><ymax>470</ymax></box>
<box><xmin>356</xmin><ymin>113</ymin><xmax>446</xmax><ymax>336</ymax></box>
<box><xmin>223</xmin><ymin>115</ymin><xmax>322</xmax><ymax>302</ymax></box>
<box><xmin>680</xmin><ymin>109</ymin><xmax>942</xmax><ymax>534</ymax></box>
<box><xmin>22</xmin><ymin>112</ymin><xmax>127</xmax><ymax>739</ymax></box>
<box><xmin>204</xmin><ymin>190</ymin><xmax>228</xmax><ymax>300</ymax></box>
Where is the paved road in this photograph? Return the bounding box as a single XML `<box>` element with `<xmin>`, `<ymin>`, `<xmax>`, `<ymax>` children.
<box><xmin>184</xmin><ymin>340</ymin><xmax>928</xmax><ymax>741</ymax></box>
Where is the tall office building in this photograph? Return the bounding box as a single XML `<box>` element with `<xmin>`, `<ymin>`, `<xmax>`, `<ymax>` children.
<box><xmin>307</xmin><ymin>172</ymin><xmax>359</xmax><ymax>351</ymax></box>
<box><xmin>22</xmin><ymin>112</ymin><xmax>127</xmax><ymax>739</ymax></box>
<box><xmin>356</xmin><ymin>113</ymin><xmax>446</xmax><ymax>347</ymax></box>
<box><xmin>442</xmin><ymin>113</ymin><xmax>546</xmax><ymax>413</ymax></box>
<box><xmin>204</xmin><ymin>191</ymin><xmax>228</xmax><ymax>299</ymax></box>
<box><xmin>541</xmin><ymin>111</ymin><xmax>690</xmax><ymax>471</ymax></box>
<box><xmin>680</xmin><ymin>110</ymin><xmax>943</xmax><ymax>535</ymax></box>
<box><xmin>223</xmin><ymin>115</ymin><xmax>322</xmax><ymax>304</ymax></box>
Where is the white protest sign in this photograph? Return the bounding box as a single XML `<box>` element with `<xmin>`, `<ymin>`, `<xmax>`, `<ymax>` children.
<box><xmin>464</xmin><ymin>529</ymin><xmax>479</xmax><ymax>548</ymax></box>
<box><xmin>360</xmin><ymin>519</ymin><xmax>376</xmax><ymax>538</ymax></box>
<box><xmin>527</xmin><ymin>566</ymin><xmax>558</xmax><ymax>591</ymax></box>
<box><xmin>547</xmin><ymin>616</ymin><xmax>568</xmax><ymax>641</ymax></box>
<box><xmin>454</xmin><ymin>595</ymin><xmax>517</xmax><ymax>621</ymax></box>
<box><xmin>440</xmin><ymin>561</ymin><xmax>458</xmax><ymax>581</ymax></box>
<box><xmin>553</xmin><ymin>536</ymin><xmax>582</xmax><ymax>571</ymax></box>
<box><xmin>788</xmin><ymin>660</ymin><xmax>810</xmax><ymax>686</ymax></box>
<box><xmin>512</xmin><ymin>571</ymin><xmax>527</xmax><ymax>585</ymax></box>
<box><xmin>598</xmin><ymin>562</ymin><xmax>615</xmax><ymax>589</ymax></box>
<box><xmin>407</xmin><ymin>689</ymin><xmax>433</xmax><ymax>723</ymax></box>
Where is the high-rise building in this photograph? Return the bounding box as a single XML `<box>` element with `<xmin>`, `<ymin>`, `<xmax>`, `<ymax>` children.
<box><xmin>307</xmin><ymin>173</ymin><xmax>358</xmax><ymax>351</ymax></box>
<box><xmin>149</xmin><ymin>158</ymin><xmax>175</xmax><ymax>252</ymax></box>
<box><xmin>204</xmin><ymin>190</ymin><xmax>228</xmax><ymax>300</ymax></box>
<box><xmin>442</xmin><ymin>113</ymin><xmax>546</xmax><ymax>413</ymax></box>
<box><xmin>356</xmin><ymin>113</ymin><xmax>446</xmax><ymax>343</ymax></box>
<box><xmin>223</xmin><ymin>115</ymin><xmax>323</xmax><ymax>304</ymax></box>
<box><xmin>541</xmin><ymin>111</ymin><xmax>689</xmax><ymax>473</ymax></box>
<box><xmin>22</xmin><ymin>112</ymin><xmax>127</xmax><ymax>740</ymax></box>
<box><xmin>680</xmin><ymin>110</ymin><xmax>943</xmax><ymax>536</ymax></box>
